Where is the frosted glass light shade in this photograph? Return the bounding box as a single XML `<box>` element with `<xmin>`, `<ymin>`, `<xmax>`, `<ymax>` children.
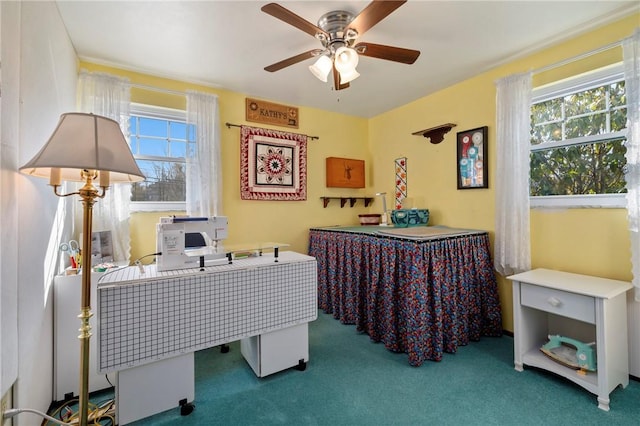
<box><xmin>309</xmin><ymin>55</ymin><xmax>333</xmax><ymax>82</ymax></box>
<box><xmin>339</xmin><ymin>69</ymin><xmax>361</xmax><ymax>84</ymax></box>
<box><xmin>334</xmin><ymin>47</ymin><xmax>359</xmax><ymax>73</ymax></box>
<box><xmin>20</xmin><ymin>112</ymin><xmax>145</xmax><ymax>184</ymax></box>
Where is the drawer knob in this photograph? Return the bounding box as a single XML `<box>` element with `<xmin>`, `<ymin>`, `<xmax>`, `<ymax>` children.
<box><xmin>547</xmin><ymin>297</ymin><xmax>562</xmax><ymax>307</ymax></box>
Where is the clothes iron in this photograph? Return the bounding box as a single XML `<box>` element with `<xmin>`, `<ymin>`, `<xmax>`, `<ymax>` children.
<box><xmin>540</xmin><ymin>334</ymin><xmax>596</xmax><ymax>372</ymax></box>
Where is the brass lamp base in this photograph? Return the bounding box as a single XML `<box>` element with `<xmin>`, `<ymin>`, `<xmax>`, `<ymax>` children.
<box><xmin>53</xmin><ymin>170</ymin><xmax>107</xmax><ymax>426</ymax></box>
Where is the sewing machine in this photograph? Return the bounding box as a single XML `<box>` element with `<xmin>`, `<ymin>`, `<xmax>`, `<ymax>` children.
<box><xmin>156</xmin><ymin>216</ymin><xmax>228</xmax><ymax>271</ymax></box>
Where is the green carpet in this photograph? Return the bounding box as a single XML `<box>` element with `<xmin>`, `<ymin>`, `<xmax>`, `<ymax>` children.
<box><xmin>125</xmin><ymin>311</ymin><xmax>639</xmax><ymax>425</ymax></box>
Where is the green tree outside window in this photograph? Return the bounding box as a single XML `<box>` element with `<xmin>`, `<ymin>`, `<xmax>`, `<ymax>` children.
<box><xmin>530</xmin><ymin>79</ymin><xmax>627</xmax><ymax>196</ymax></box>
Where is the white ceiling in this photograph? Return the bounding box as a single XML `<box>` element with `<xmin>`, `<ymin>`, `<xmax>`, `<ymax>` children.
<box><xmin>55</xmin><ymin>1</ymin><xmax>639</xmax><ymax>118</ymax></box>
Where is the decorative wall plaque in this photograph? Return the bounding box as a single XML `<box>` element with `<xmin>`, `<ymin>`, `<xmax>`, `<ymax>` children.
<box><xmin>326</xmin><ymin>157</ymin><xmax>365</xmax><ymax>188</ymax></box>
<box><xmin>245</xmin><ymin>98</ymin><xmax>299</xmax><ymax>129</ymax></box>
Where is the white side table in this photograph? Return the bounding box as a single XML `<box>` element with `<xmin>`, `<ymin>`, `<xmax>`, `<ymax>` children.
<box><xmin>509</xmin><ymin>268</ymin><xmax>632</xmax><ymax>411</ymax></box>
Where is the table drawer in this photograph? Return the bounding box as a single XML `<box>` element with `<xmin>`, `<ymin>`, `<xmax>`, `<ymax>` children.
<box><xmin>520</xmin><ymin>283</ymin><xmax>595</xmax><ymax>324</ymax></box>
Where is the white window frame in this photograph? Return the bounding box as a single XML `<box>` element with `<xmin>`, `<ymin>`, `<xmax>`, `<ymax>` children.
<box><xmin>129</xmin><ymin>103</ymin><xmax>188</xmax><ymax>212</ymax></box>
<box><xmin>530</xmin><ymin>63</ymin><xmax>627</xmax><ymax>209</ymax></box>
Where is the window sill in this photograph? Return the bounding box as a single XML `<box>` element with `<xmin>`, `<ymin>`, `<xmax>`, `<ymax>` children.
<box><xmin>530</xmin><ymin>194</ymin><xmax>626</xmax><ymax>209</ymax></box>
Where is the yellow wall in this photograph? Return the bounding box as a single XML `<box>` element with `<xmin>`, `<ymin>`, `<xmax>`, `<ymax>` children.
<box><xmin>369</xmin><ymin>13</ymin><xmax>639</xmax><ymax>331</ymax></box>
<box><xmin>82</xmin><ymin>13</ymin><xmax>638</xmax><ymax>332</ymax></box>
<box><xmin>79</xmin><ymin>62</ymin><xmax>371</xmax><ymax>261</ymax></box>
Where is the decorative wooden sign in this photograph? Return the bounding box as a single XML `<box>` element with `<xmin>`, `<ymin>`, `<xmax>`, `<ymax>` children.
<box><xmin>245</xmin><ymin>98</ymin><xmax>299</xmax><ymax>129</ymax></box>
<box><xmin>326</xmin><ymin>157</ymin><xmax>365</xmax><ymax>188</ymax></box>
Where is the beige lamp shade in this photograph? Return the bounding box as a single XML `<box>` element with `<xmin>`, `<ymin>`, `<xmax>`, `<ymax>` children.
<box><xmin>20</xmin><ymin>112</ymin><xmax>145</xmax><ymax>184</ymax></box>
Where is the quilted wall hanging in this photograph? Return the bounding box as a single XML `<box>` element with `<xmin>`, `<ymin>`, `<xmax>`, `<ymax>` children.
<box><xmin>395</xmin><ymin>157</ymin><xmax>407</xmax><ymax>209</ymax></box>
<box><xmin>240</xmin><ymin>125</ymin><xmax>307</xmax><ymax>200</ymax></box>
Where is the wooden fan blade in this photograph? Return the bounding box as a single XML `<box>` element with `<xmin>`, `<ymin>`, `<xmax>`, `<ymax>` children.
<box><xmin>355</xmin><ymin>42</ymin><xmax>420</xmax><ymax>64</ymax></box>
<box><xmin>347</xmin><ymin>0</ymin><xmax>406</xmax><ymax>37</ymax></box>
<box><xmin>265</xmin><ymin>49</ymin><xmax>322</xmax><ymax>72</ymax></box>
<box><xmin>332</xmin><ymin>67</ymin><xmax>350</xmax><ymax>91</ymax></box>
<box><xmin>261</xmin><ymin>3</ymin><xmax>328</xmax><ymax>38</ymax></box>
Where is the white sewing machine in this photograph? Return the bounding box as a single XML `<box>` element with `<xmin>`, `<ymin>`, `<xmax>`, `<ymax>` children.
<box><xmin>155</xmin><ymin>216</ymin><xmax>228</xmax><ymax>271</ymax></box>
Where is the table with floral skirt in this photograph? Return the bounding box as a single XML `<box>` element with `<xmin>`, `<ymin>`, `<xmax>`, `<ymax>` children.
<box><xmin>308</xmin><ymin>226</ymin><xmax>503</xmax><ymax>366</ymax></box>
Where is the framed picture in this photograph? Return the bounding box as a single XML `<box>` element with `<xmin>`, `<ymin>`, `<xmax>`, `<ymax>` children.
<box><xmin>240</xmin><ymin>125</ymin><xmax>307</xmax><ymax>200</ymax></box>
<box><xmin>457</xmin><ymin>126</ymin><xmax>488</xmax><ymax>189</ymax></box>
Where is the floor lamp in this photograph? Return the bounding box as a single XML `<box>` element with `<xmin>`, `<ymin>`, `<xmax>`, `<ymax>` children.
<box><xmin>20</xmin><ymin>113</ymin><xmax>145</xmax><ymax>426</ymax></box>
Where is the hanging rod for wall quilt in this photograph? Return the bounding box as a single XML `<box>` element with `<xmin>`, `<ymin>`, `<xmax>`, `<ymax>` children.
<box><xmin>225</xmin><ymin>122</ymin><xmax>319</xmax><ymax>140</ymax></box>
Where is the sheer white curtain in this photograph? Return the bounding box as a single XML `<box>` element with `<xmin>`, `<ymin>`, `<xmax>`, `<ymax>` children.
<box><xmin>623</xmin><ymin>28</ymin><xmax>640</xmax><ymax>300</ymax></box>
<box><xmin>77</xmin><ymin>70</ymin><xmax>133</xmax><ymax>263</ymax></box>
<box><xmin>186</xmin><ymin>91</ymin><xmax>222</xmax><ymax>217</ymax></box>
<box><xmin>494</xmin><ymin>72</ymin><xmax>533</xmax><ymax>276</ymax></box>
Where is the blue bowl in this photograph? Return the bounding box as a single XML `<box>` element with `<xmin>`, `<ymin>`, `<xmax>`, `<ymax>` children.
<box><xmin>391</xmin><ymin>209</ymin><xmax>429</xmax><ymax>228</ymax></box>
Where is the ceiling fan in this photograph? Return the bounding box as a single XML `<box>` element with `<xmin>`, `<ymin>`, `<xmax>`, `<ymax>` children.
<box><xmin>261</xmin><ymin>1</ymin><xmax>420</xmax><ymax>91</ymax></box>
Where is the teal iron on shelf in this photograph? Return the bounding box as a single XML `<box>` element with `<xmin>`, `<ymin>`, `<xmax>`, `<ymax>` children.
<box><xmin>540</xmin><ymin>335</ymin><xmax>597</xmax><ymax>373</ymax></box>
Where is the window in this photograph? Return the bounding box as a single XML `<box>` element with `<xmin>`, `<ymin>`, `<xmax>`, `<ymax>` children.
<box><xmin>530</xmin><ymin>64</ymin><xmax>627</xmax><ymax>208</ymax></box>
<box><xmin>129</xmin><ymin>104</ymin><xmax>194</xmax><ymax>211</ymax></box>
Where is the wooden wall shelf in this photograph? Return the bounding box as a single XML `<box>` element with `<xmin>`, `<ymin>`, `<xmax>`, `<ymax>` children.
<box><xmin>320</xmin><ymin>197</ymin><xmax>373</xmax><ymax>208</ymax></box>
<box><xmin>412</xmin><ymin>123</ymin><xmax>457</xmax><ymax>144</ymax></box>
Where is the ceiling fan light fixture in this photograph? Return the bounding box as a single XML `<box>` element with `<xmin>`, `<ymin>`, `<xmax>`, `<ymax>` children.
<box><xmin>309</xmin><ymin>55</ymin><xmax>333</xmax><ymax>82</ymax></box>
<box><xmin>262</xmin><ymin>2</ymin><xmax>420</xmax><ymax>90</ymax></box>
<box><xmin>334</xmin><ymin>46</ymin><xmax>359</xmax><ymax>73</ymax></box>
<box><xmin>339</xmin><ymin>68</ymin><xmax>360</xmax><ymax>84</ymax></box>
